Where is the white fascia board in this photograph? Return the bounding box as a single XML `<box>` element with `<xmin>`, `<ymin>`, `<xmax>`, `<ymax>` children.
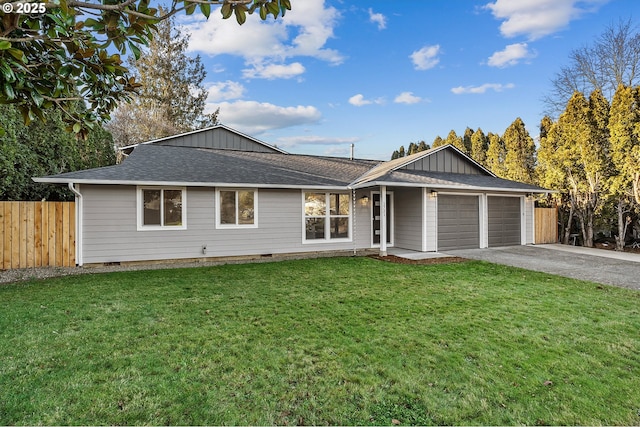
<box><xmin>350</xmin><ymin>180</ymin><xmax>554</xmax><ymax>194</ymax></box>
<box><xmin>32</xmin><ymin>177</ymin><xmax>347</xmax><ymax>190</ymax></box>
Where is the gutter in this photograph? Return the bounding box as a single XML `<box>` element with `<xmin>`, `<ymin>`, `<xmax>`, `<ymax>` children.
<box><xmin>67</xmin><ymin>182</ymin><xmax>83</xmax><ymax>266</ymax></box>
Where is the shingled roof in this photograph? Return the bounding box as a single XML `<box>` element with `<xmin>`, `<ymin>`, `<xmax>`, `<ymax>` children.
<box><xmin>35</xmin><ymin>144</ymin><xmax>378</xmax><ymax>189</ymax></box>
<box><xmin>35</xmin><ymin>142</ymin><xmax>550</xmax><ymax>193</ymax></box>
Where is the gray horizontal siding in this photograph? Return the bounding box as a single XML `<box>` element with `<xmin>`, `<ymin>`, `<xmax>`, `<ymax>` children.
<box><xmin>80</xmin><ymin>185</ymin><xmax>372</xmax><ymax>264</ymax></box>
<box><xmin>394</xmin><ymin>188</ymin><xmax>423</xmax><ymax>251</ymax></box>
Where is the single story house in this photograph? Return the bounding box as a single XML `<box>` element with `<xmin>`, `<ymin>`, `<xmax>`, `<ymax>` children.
<box><xmin>34</xmin><ymin>125</ymin><xmax>549</xmax><ymax>266</ymax></box>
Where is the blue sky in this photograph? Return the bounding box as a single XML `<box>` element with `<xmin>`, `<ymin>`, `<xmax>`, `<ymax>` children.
<box><xmin>178</xmin><ymin>0</ymin><xmax>638</xmax><ymax>160</ymax></box>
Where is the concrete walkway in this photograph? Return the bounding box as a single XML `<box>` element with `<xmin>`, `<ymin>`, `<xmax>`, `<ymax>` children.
<box><xmin>442</xmin><ymin>244</ymin><xmax>640</xmax><ymax>290</ymax></box>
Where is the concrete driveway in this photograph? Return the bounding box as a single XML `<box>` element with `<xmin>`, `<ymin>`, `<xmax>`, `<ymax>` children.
<box><xmin>444</xmin><ymin>244</ymin><xmax>640</xmax><ymax>290</ymax></box>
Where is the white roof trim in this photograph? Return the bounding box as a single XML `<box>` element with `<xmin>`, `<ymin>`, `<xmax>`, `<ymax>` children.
<box><xmin>32</xmin><ymin>177</ymin><xmax>346</xmax><ymax>190</ymax></box>
<box><xmin>350</xmin><ymin>144</ymin><xmax>496</xmax><ymax>187</ymax></box>
<box><xmin>350</xmin><ymin>180</ymin><xmax>553</xmax><ymax>194</ymax></box>
<box><xmin>118</xmin><ymin>124</ymin><xmax>288</xmax><ymax>154</ymax></box>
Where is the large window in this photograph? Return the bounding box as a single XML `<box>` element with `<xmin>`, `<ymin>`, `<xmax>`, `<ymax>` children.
<box><xmin>217</xmin><ymin>189</ymin><xmax>257</xmax><ymax>228</ymax></box>
<box><xmin>137</xmin><ymin>187</ymin><xmax>186</xmax><ymax>230</ymax></box>
<box><xmin>304</xmin><ymin>192</ymin><xmax>350</xmax><ymax>241</ymax></box>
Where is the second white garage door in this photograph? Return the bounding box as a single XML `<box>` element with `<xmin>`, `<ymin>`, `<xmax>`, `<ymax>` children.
<box><xmin>437</xmin><ymin>195</ymin><xmax>479</xmax><ymax>251</ymax></box>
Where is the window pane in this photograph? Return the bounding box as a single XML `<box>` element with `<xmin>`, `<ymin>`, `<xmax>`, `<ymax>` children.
<box><xmin>305</xmin><ymin>218</ymin><xmax>325</xmax><ymax>240</ymax></box>
<box><xmin>164</xmin><ymin>190</ymin><xmax>182</xmax><ymax>226</ymax></box>
<box><xmin>143</xmin><ymin>189</ymin><xmax>161</xmax><ymax>225</ymax></box>
<box><xmin>330</xmin><ymin>217</ymin><xmax>349</xmax><ymax>239</ymax></box>
<box><xmin>238</xmin><ymin>191</ymin><xmax>255</xmax><ymax>225</ymax></box>
<box><xmin>220</xmin><ymin>191</ymin><xmax>236</xmax><ymax>224</ymax></box>
<box><xmin>305</xmin><ymin>193</ymin><xmax>325</xmax><ymax>216</ymax></box>
<box><xmin>330</xmin><ymin>193</ymin><xmax>350</xmax><ymax>215</ymax></box>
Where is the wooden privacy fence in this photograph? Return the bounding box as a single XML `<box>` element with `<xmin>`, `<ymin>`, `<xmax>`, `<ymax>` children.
<box><xmin>535</xmin><ymin>207</ymin><xmax>558</xmax><ymax>244</ymax></box>
<box><xmin>1</xmin><ymin>201</ymin><xmax>75</xmax><ymax>270</ymax></box>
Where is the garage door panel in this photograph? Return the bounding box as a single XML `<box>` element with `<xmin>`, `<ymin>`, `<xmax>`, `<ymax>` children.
<box><xmin>488</xmin><ymin>196</ymin><xmax>520</xmax><ymax>247</ymax></box>
<box><xmin>438</xmin><ymin>195</ymin><xmax>479</xmax><ymax>251</ymax></box>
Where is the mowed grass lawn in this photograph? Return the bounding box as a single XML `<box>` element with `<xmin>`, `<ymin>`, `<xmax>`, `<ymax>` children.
<box><xmin>1</xmin><ymin>257</ymin><xmax>639</xmax><ymax>425</ymax></box>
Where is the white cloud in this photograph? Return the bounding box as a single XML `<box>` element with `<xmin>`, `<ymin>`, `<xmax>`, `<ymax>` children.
<box><xmin>394</xmin><ymin>91</ymin><xmax>422</xmax><ymax>104</ymax></box>
<box><xmin>211</xmin><ymin>100</ymin><xmax>322</xmax><ymax>134</ymax></box>
<box><xmin>487</xmin><ymin>43</ymin><xmax>536</xmax><ymax>67</ymax></box>
<box><xmin>276</xmin><ymin>135</ymin><xmax>360</xmax><ymax>148</ymax></box>
<box><xmin>368</xmin><ymin>8</ymin><xmax>387</xmax><ymax>30</ymax></box>
<box><xmin>410</xmin><ymin>45</ymin><xmax>441</xmax><ymax>70</ymax></box>
<box><xmin>348</xmin><ymin>94</ymin><xmax>384</xmax><ymax>106</ymax></box>
<box><xmin>451</xmin><ymin>83</ymin><xmax>515</xmax><ymax>94</ymax></box>
<box><xmin>485</xmin><ymin>0</ymin><xmax>608</xmax><ymax>40</ymax></box>
<box><xmin>242</xmin><ymin>62</ymin><xmax>306</xmax><ymax>80</ymax></box>
<box><xmin>206</xmin><ymin>81</ymin><xmax>245</xmax><ymax>102</ymax></box>
<box><xmin>183</xmin><ymin>0</ymin><xmax>343</xmax><ymax>80</ymax></box>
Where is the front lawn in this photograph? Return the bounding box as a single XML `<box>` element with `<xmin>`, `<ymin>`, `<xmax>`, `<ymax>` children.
<box><xmin>1</xmin><ymin>257</ymin><xmax>639</xmax><ymax>425</ymax></box>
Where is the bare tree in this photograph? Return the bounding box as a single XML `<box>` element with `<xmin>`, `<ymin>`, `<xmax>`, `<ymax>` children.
<box><xmin>544</xmin><ymin>18</ymin><xmax>640</xmax><ymax>117</ymax></box>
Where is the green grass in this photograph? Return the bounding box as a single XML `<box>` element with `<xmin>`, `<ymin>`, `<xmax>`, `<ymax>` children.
<box><xmin>1</xmin><ymin>257</ymin><xmax>639</xmax><ymax>425</ymax></box>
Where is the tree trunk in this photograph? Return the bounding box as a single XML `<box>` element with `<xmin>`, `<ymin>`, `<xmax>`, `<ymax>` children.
<box><xmin>615</xmin><ymin>198</ymin><xmax>630</xmax><ymax>251</ymax></box>
<box><xmin>562</xmin><ymin>201</ymin><xmax>575</xmax><ymax>245</ymax></box>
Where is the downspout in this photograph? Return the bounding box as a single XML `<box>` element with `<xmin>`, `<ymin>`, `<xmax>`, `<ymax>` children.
<box><xmin>68</xmin><ymin>182</ymin><xmax>83</xmax><ymax>266</ymax></box>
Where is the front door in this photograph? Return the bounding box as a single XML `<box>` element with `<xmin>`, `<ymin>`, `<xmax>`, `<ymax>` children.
<box><xmin>372</xmin><ymin>192</ymin><xmax>393</xmax><ymax>246</ymax></box>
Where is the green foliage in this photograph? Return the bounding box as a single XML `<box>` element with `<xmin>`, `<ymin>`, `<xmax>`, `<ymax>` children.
<box><xmin>106</xmin><ymin>13</ymin><xmax>218</xmax><ymax>147</ymax></box>
<box><xmin>1</xmin><ymin>258</ymin><xmax>640</xmax><ymax>425</ymax></box>
<box><xmin>470</xmin><ymin>128</ymin><xmax>488</xmax><ymax>166</ymax></box>
<box><xmin>0</xmin><ymin>0</ymin><xmax>291</xmax><ymax>137</ymax></box>
<box><xmin>389</xmin><ymin>141</ymin><xmax>430</xmax><ymax>159</ymax></box>
<box><xmin>609</xmin><ymin>84</ymin><xmax>640</xmax><ymax>203</ymax></box>
<box><xmin>444</xmin><ymin>129</ymin><xmax>466</xmax><ymax>153</ymax></box>
<box><xmin>0</xmin><ymin>105</ymin><xmax>115</xmax><ymax>201</ymax></box>
<box><xmin>486</xmin><ymin>132</ymin><xmax>506</xmax><ymax>177</ymax></box>
<box><xmin>502</xmin><ymin>118</ymin><xmax>535</xmax><ymax>184</ymax></box>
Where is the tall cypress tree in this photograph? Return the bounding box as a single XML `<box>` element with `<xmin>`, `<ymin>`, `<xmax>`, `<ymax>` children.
<box><xmin>486</xmin><ymin>132</ymin><xmax>506</xmax><ymax>178</ymax></box>
<box><xmin>502</xmin><ymin>118</ymin><xmax>536</xmax><ymax>184</ymax></box>
<box><xmin>470</xmin><ymin>128</ymin><xmax>488</xmax><ymax>166</ymax></box>
<box><xmin>608</xmin><ymin>84</ymin><xmax>640</xmax><ymax>249</ymax></box>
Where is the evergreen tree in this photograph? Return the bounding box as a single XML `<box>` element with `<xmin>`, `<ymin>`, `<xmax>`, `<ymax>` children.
<box><xmin>0</xmin><ymin>105</ymin><xmax>116</xmax><ymax>200</ymax></box>
<box><xmin>432</xmin><ymin>136</ymin><xmax>445</xmax><ymax>148</ymax></box>
<box><xmin>391</xmin><ymin>150</ymin><xmax>400</xmax><ymax>160</ymax></box>
<box><xmin>502</xmin><ymin>118</ymin><xmax>536</xmax><ymax>184</ymax></box>
<box><xmin>462</xmin><ymin>127</ymin><xmax>474</xmax><ymax>154</ymax></box>
<box><xmin>407</xmin><ymin>142</ymin><xmax>417</xmax><ymax>156</ymax></box>
<box><xmin>398</xmin><ymin>145</ymin><xmax>406</xmax><ymax>158</ymax></box>
<box><xmin>107</xmin><ymin>13</ymin><xmax>219</xmax><ymax>148</ymax></box>
<box><xmin>444</xmin><ymin>130</ymin><xmax>466</xmax><ymax>152</ymax></box>
<box><xmin>486</xmin><ymin>132</ymin><xmax>507</xmax><ymax>178</ymax></box>
<box><xmin>608</xmin><ymin>84</ymin><xmax>640</xmax><ymax>249</ymax></box>
<box><xmin>470</xmin><ymin>128</ymin><xmax>488</xmax><ymax>166</ymax></box>
<box><xmin>417</xmin><ymin>141</ymin><xmax>430</xmax><ymax>152</ymax></box>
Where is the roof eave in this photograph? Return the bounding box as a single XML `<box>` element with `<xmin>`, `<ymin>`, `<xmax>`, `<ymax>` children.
<box><xmin>32</xmin><ymin>177</ymin><xmax>349</xmax><ymax>190</ymax></box>
<box><xmin>351</xmin><ymin>180</ymin><xmax>554</xmax><ymax>194</ymax></box>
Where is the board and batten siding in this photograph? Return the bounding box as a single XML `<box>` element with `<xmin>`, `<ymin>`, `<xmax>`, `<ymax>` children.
<box><xmin>393</xmin><ymin>187</ymin><xmax>423</xmax><ymax>251</ymax></box>
<box><xmin>80</xmin><ymin>185</ymin><xmax>372</xmax><ymax>264</ymax></box>
<box><xmin>156</xmin><ymin>127</ymin><xmax>278</xmax><ymax>153</ymax></box>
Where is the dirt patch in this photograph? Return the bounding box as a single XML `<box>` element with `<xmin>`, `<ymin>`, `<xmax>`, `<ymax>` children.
<box><xmin>369</xmin><ymin>254</ymin><xmax>468</xmax><ymax>265</ymax></box>
<box><xmin>594</xmin><ymin>242</ymin><xmax>640</xmax><ymax>254</ymax></box>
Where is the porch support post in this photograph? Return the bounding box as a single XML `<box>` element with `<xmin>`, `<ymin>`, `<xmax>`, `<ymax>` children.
<box><xmin>380</xmin><ymin>185</ymin><xmax>387</xmax><ymax>257</ymax></box>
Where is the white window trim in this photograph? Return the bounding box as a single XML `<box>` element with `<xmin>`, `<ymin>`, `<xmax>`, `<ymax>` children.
<box><xmin>136</xmin><ymin>186</ymin><xmax>187</xmax><ymax>231</ymax></box>
<box><xmin>215</xmin><ymin>188</ymin><xmax>259</xmax><ymax>229</ymax></box>
<box><xmin>302</xmin><ymin>191</ymin><xmax>352</xmax><ymax>244</ymax></box>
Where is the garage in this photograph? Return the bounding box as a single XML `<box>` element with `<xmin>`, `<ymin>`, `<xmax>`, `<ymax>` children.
<box><xmin>488</xmin><ymin>196</ymin><xmax>521</xmax><ymax>247</ymax></box>
<box><xmin>437</xmin><ymin>195</ymin><xmax>479</xmax><ymax>250</ymax></box>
